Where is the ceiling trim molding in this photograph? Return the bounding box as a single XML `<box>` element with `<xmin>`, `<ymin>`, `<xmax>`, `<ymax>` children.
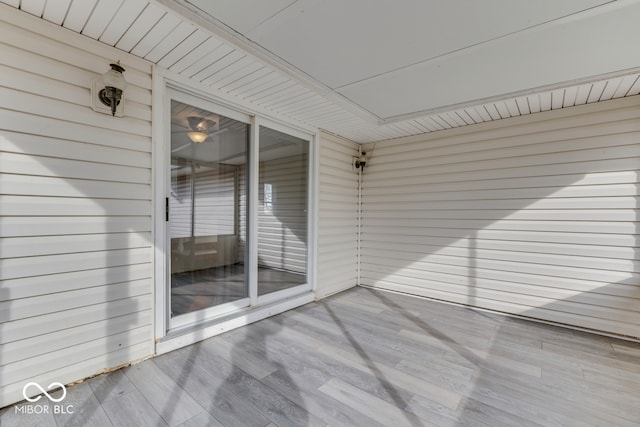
<box><xmin>151</xmin><ymin>0</ymin><xmax>383</xmax><ymax>125</ymax></box>
<box><xmin>381</xmin><ymin>66</ymin><xmax>640</xmax><ymax>125</ymax></box>
<box><xmin>373</xmin><ymin>94</ymin><xmax>640</xmax><ymax>148</ymax></box>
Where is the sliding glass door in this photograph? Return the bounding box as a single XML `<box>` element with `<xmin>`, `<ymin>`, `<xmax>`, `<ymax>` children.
<box><xmin>165</xmin><ymin>91</ymin><xmax>313</xmax><ymax>329</ymax></box>
<box><xmin>257</xmin><ymin>125</ymin><xmax>308</xmax><ymax>296</ymax></box>
<box><xmin>169</xmin><ymin>99</ymin><xmax>249</xmax><ymax>318</ymax></box>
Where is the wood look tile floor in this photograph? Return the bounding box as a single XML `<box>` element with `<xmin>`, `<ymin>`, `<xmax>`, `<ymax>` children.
<box><xmin>3</xmin><ymin>287</ymin><xmax>640</xmax><ymax>426</ymax></box>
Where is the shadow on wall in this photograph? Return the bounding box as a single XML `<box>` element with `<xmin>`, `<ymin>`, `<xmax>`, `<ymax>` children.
<box><xmin>0</xmin><ymin>116</ymin><xmax>311</xmax><ymax>416</ymax></box>
<box><xmin>0</xmin><ymin>95</ymin><xmax>151</xmax><ymax>414</ymax></box>
<box><xmin>358</xmin><ymin>117</ymin><xmax>640</xmax><ymax>338</ymax></box>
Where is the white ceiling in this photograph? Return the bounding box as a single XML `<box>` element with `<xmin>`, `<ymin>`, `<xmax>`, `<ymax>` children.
<box><xmin>182</xmin><ymin>0</ymin><xmax>639</xmax><ymax>120</ymax></box>
<box><xmin>3</xmin><ymin>0</ymin><xmax>640</xmax><ymax>143</ymax></box>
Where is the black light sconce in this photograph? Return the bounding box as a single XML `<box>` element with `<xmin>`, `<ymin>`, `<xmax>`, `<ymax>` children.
<box><xmin>92</xmin><ymin>61</ymin><xmax>127</xmax><ymax>117</ymax></box>
<box><xmin>354</xmin><ymin>151</ymin><xmax>367</xmax><ymax>172</ymax></box>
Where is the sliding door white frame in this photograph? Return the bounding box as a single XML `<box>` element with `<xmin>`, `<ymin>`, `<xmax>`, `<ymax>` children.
<box><xmin>255</xmin><ymin>115</ymin><xmax>316</xmax><ymax>306</ymax></box>
<box><xmin>152</xmin><ymin>68</ymin><xmax>317</xmax><ymax>352</ymax></box>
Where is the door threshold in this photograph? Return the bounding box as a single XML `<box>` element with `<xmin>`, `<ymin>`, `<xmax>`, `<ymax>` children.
<box><xmin>156</xmin><ymin>290</ymin><xmax>315</xmax><ymax>354</ymax></box>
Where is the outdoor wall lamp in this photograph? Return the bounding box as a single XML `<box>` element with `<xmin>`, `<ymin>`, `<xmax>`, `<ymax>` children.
<box><xmin>92</xmin><ymin>61</ymin><xmax>126</xmax><ymax>117</ymax></box>
<box><xmin>98</xmin><ymin>62</ymin><xmax>127</xmax><ymax>116</ymax></box>
<box><xmin>354</xmin><ymin>151</ymin><xmax>367</xmax><ymax>172</ymax></box>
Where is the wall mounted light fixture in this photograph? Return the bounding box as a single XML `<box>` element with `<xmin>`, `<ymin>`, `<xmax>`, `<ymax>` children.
<box><xmin>92</xmin><ymin>61</ymin><xmax>127</xmax><ymax>117</ymax></box>
<box><xmin>354</xmin><ymin>151</ymin><xmax>367</xmax><ymax>172</ymax></box>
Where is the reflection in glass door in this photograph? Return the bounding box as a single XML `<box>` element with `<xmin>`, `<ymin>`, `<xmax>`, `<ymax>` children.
<box><xmin>257</xmin><ymin>125</ymin><xmax>309</xmax><ymax>295</ymax></box>
<box><xmin>169</xmin><ymin>100</ymin><xmax>248</xmax><ymax>316</ymax></box>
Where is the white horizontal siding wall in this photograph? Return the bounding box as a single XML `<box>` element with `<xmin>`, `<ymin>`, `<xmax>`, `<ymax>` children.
<box><xmin>316</xmin><ymin>132</ymin><xmax>359</xmax><ymax>298</ymax></box>
<box><xmin>171</xmin><ymin>167</ymin><xmax>237</xmax><ymax>238</ymax></box>
<box><xmin>170</xmin><ymin>173</ymin><xmax>193</xmax><ymax>238</ymax></box>
<box><xmin>0</xmin><ymin>7</ymin><xmax>154</xmax><ymax>407</ymax></box>
<box><xmin>360</xmin><ymin>96</ymin><xmax>640</xmax><ymax>338</ymax></box>
<box><xmin>258</xmin><ymin>154</ymin><xmax>308</xmax><ymax>273</ymax></box>
<box><xmin>194</xmin><ymin>168</ymin><xmax>236</xmax><ymax>236</ymax></box>
<box><xmin>238</xmin><ymin>165</ymin><xmax>248</xmax><ymax>265</ymax></box>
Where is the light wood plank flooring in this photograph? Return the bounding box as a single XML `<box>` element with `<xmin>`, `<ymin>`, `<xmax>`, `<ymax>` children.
<box><xmin>3</xmin><ymin>287</ymin><xmax>640</xmax><ymax>426</ymax></box>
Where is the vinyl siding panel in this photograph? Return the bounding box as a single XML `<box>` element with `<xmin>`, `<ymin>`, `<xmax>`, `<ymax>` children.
<box><xmin>170</xmin><ymin>167</ymin><xmax>237</xmax><ymax>238</ymax></box>
<box><xmin>237</xmin><ymin>154</ymin><xmax>309</xmax><ymax>273</ymax></box>
<box><xmin>193</xmin><ymin>169</ymin><xmax>236</xmax><ymax>236</ymax></box>
<box><xmin>360</xmin><ymin>96</ymin><xmax>640</xmax><ymax>339</ymax></box>
<box><xmin>170</xmin><ymin>173</ymin><xmax>194</xmax><ymax>238</ymax></box>
<box><xmin>258</xmin><ymin>154</ymin><xmax>308</xmax><ymax>273</ymax></box>
<box><xmin>0</xmin><ymin>9</ymin><xmax>153</xmax><ymax>407</ymax></box>
<box><xmin>316</xmin><ymin>132</ymin><xmax>359</xmax><ymax>298</ymax></box>
<box><xmin>238</xmin><ymin>165</ymin><xmax>247</xmax><ymax>265</ymax></box>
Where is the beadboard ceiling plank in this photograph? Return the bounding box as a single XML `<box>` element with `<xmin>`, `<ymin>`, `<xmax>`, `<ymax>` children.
<box><xmin>99</xmin><ymin>0</ymin><xmax>148</xmax><ymax>46</ymax></box>
<box><xmin>19</xmin><ymin>0</ymin><xmax>45</xmax><ymax>17</ymax></box>
<box><xmin>130</xmin><ymin>12</ymin><xmax>182</xmax><ymax>58</ymax></box>
<box><xmin>115</xmin><ymin>3</ymin><xmax>166</xmax><ymax>52</ymax></box>
<box><xmin>81</xmin><ymin>0</ymin><xmax>124</xmax><ymax>40</ymax></box>
<box><xmin>143</xmin><ymin>20</ymin><xmax>196</xmax><ymax>63</ymax></box>
<box><xmin>62</xmin><ymin>0</ymin><xmax>98</xmax><ymax>33</ymax></box>
<box><xmin>42</xmin><ymin>0</ymin><xmax>71</xmax><ymax>25</ymax></box>
<box><xmin>157</xmin><ymin>29</ymin><xmax>209</xmax><ymax>69</ymax></box>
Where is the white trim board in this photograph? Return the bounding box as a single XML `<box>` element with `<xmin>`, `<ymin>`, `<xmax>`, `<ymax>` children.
<box><xmin>156</xmin><ymin>291</ymin><xmax>315</xmax><ymax>354</ymax></box>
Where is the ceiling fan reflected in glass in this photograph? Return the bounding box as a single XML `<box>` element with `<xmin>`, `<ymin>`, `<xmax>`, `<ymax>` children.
<box><xmin>172</xmin><ymin>114</ymin><xmax>228</xmax><ymax>153</ymax></box>
<box><xmin>185</xmin><ymin>116</ymin><xmax>219</xmax><ymax>143</ymax></box>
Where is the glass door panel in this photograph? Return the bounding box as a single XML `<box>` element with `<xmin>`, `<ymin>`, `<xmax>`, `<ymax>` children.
<box><xmin>257</xmin><ymin>125</ymin><xmax>309</xmax><ymax>295</ymax></box>
<box><xmin>170</xmin><ymin>100</ymin><xmax>248</xmax><ymax>316</ymax></box>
